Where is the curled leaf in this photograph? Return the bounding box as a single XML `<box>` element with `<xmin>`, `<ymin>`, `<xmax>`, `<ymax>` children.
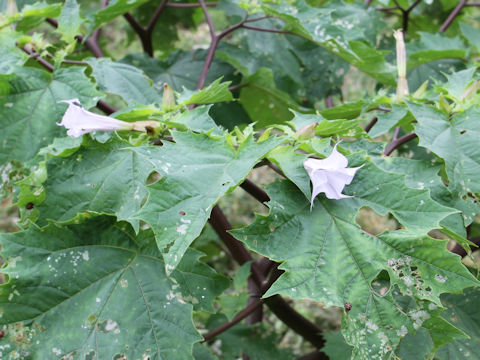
<box><xmin>304</xmin><ymin>144</ymin><xmax>363</xmax><ymax>207</ymax></box>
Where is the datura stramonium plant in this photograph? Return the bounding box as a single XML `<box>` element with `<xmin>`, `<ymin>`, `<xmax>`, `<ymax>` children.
<box><xmin>58</xmin><ymin>99</ymin><xmax>159</xmax><ymax>137</ymax></box>
<box><xmin>304</xmin><ymin>143</ymin><xmax>363</xmax><ymax>208</ymax></box>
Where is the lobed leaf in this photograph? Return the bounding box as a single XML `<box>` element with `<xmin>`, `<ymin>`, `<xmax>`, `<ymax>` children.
<box><xmin>409</xmin><ymin>103</ymin><xmax>480</xmax><ymax>203</ymax></box>
<box><xmin>0</xmin><ymin>216</ymin><xmax>203</xmax><ymax>359</ymax></box>
<box><xmin>0</xmin><ymin>67</ymin><xmax>102</xmax><ymax>167</ymax></box>
<box><xmin>231</xmin><ymin>180</ymin><xmax>478</xmax><ymax>359</ymax></box>
<box><xmin>86</xmin><ymin>58</ymin><xmax>161</xmax><ymax>106</ymax></box>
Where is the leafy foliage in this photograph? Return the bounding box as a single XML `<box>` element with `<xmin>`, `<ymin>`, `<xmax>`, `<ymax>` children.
<box><xmin>1</xmin><ymin>0</ymin><xmax>480</xmax><ymax>359</ymax></box>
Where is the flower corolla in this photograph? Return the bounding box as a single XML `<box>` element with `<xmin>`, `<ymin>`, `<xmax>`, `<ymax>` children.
<box><xmin>304</xmin><ymin>143</ymin><xmax>363</xmax><ymax>208</ymax></box>
<box><xmin>58</xmin><ymin>99</ymin><xmax>158</xmax><ymax>137</ymax></box>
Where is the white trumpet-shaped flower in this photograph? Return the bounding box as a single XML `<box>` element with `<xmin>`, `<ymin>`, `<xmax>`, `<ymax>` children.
<box><xmin>304</xmin><ymin>143</ymin><xmax>363</xmax><ymax>208</ymax></box>
<box><xmin>58</xmin><ymin>99</ymin><xmax>159</xmax><ymax>137</ymax></box>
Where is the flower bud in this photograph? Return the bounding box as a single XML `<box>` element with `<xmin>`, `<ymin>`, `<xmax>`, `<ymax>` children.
<box><xmin>295</xmin><ymin>122</ymin><xmax>317</xmax><ymax>140</ymax></box>
<box><xmin>162</xmin><ymin>83</ymin><xmax>176</xmax><ymax>111</ymax></box>
<box><xmin>394</xmin><ymin>30</ymin><xmax>409</xmax><ymax>99</ymax></box>
<box><xmin>58</xmin><ymin>99</ymin><xmax>159</xmax><ymax>137</ymax></box>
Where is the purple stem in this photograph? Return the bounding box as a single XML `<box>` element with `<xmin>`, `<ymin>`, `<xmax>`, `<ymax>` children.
<box><xmin>440</xmin><ymin>0</ymin><xmax>468</xmax><ymax>32</ymax></box>
<box><xmin>383</xmin><ymin>132</ymin><xmax>417</xmax><ymax>155</ymax></box>
<box><xmin>450</xmin><ymin>236</ymin><xmax>480</xmax><ymax>257</ymax></box>
<box><xmin>124</xmin><ymin>0</ymin><xmax>169</xmax><ymax>56</ymax></box>
<box><xmin>208</xmin><ymin>206</ymin><xmax>326</xmax><ymax>349</ymax></box>
<box><xmin>202</xmin><ymin>298</ymin><xmax>263</xmax><ymax>342</ymax></box>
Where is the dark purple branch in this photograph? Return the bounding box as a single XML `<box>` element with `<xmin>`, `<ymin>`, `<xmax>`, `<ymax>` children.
<box><xmin>85</xmin><ymin>0</ymin><xmax>109</xmax><ymax>57</ymax></box>
<box><xmin>45</xmin><ymin>17</ymin><xmax>104</xmax><ymax>57</ymax></box>
<box><xmin>228</xmin><ymin>84</ymin><xmax>247</xmax><ymax>92</ymax></box>
<box><xmin>392</xmin><ymin>126</ymin><xmax>401</xmax><ymax>140</ymax></box>
<box><xmin>365</xmin><ymin>117</ymin><xmax>378</xmax><ymax>133</ymax></box>
<box><xmin>391</xmin><ymin>0</ymin><xmax>423</xmax><ymax>35</ymax></box>
<box><xmin>124</xmin><ymin>0</ymin><xmax>169</xmax><ymax>56</ymax></box>
<box><xmin>146</xmin><ymin>0</ymin><xmax>169</xmax><ymax>34</ymax></box>
<box><xmin>439</xmin><ymin>0</ymin><xmax>468</xmax><ymax>32</ymax></box>
<box><xmin>202</xmin><ymin>298</ymin><xmax>263</xmax><ymax>342</ymax></box>
<box><xmin>383</xmin><ymin>132</ymin><xmax>417</xmax><ymax>155</ymax></box>
<box><xmin>196</xmin><ymin>7</ymin><xmax>247</xmax><ymax>90</ymax></box>
<box><xmin>199</xmin><ymin>0</ymin><xmax>216</xmax><ymax>39</ymax></box>
<box><xmin>240</xmin><ymin>179</ymin><xmax>270</xmax><ymax>204</ymax></box>
<box><xmin>268</xmin><ymin>161</ymin><xmax>286</xmax><ymax>177</ymax></box>
<box><xmin>208</xmin><ymin>206</ymin><xmax>326</xmax><ymax>350</ymax></box>
<box><xmin>407</xmin><ymin>0</ymin><xmax>423</xmax><ymax>11</ymax></box>
<box><xmin>242</xmin><ymin>24</ymin><xmax>291</xmax><ymax>34</ymax></box>
<box><xmin>450</xmin><ymin>237</ymin><xmax>480</xmax><ymax>257</ymax></box>
<box><xmin>123</xmin><ymin>12</ymin><xmax>145</xmax><ymax>37</ymax></box>
<box><xmin>325</xmin><ymin>96</ymin><xmax>334</xmax><ymax>109</ymax></box>
<box><xmin>23</xmin><ymin>46</ymin><xmax>54</xmax><ymax>71</ymax></box>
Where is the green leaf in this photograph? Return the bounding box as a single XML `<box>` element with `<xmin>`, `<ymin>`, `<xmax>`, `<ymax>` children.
<box><xmin>437</xmin><ymin>67</ymin><xmax>477</xmax><ymax>102</ymax></box>
<box><xmin>0</xmin><ymin>29</ymin><xmax>28</xmax><ymax>74</ymax></box>
<box><xmin>0</xmin><ymin>66</ymin><xmax>102</xmax><ymax>166</ymax></box>
<box><xmin>407</xmin><ymin>59</ymin><xmax>466</xmax><ymax>94</ymax></box>
<box><xmin>133</xmin><ymin>132</ymin><xmax>283</xmax><ymax>272</ymax></box>
<box><xmin>267</xmin><ymin>146</ymin><xmax>311</xmax><ymax>200</ymax></box>
<box><xmin>460</xmin><ymin>22</ymin><xmax>480</xmax><ymax>52</ymax></box>
<box><xmin>90</xmin><ymin>0</ymin><xmax>150</xmax><ymax>29</ymax></box>
<box><xmin>323</xmin><ymin>331</ymin><xmax>353</xmax><ymax>360</ymax></box>
<box><xmin>34</xmin><ymin>137</ymin><xmax>161</xmax><ymax>231</ymax></box>
<box><xmin>409</xmin><ymin>103</ymin><xmax>480</xmax><ymax>201</ymax></box>
<box><xmin>407</xmin><ymin>33</ymin><xmax>467</xmax><ymax>70</ymax></box>
<box><xmin>369</xmin><ymin>105</ymin><xmax>408</xmax><ymax>138</ymax></box>
<box><xmin>207</xmin><ymin>314</ymin><xmax>295</xmax><ymax>360</ymax></box>
<box><xmin>12</xmin><ymin>3</ymin><xmax>61</xmax><ymax>31</ymax></box>
<box><xmin>178</xmin><ymin>78</ymin><xmax>234</xmax><ymax>106</ymax></box>
<box><xmin>165</xmin><ymin>105</ymin><xmax>224</xmax><ymax>135</ymax></box>
<box><xmin>346</xmin><ymin>158</ymin><xmax>459</xmax><ymax>233</ymax></box>
<box><xmin>28</xmin><ymin>131</ymin><xmax>281</xmax><ymax>272</ymax></box>
<box><xmin>217</xmin><ymin>293</ymin><xmax>250</xmax><ymax>321</ymax></box>
<box><xmin>435</xmin><ymin>287</ymin><xmax>480</xmax><ymax>360</ymax></box>
<box><xmin>121</xmin><ymin>50</ymin><xmax>235</xmax><ymax>92</ymax></box>
<box><xmin>0</xmin><ymin>216</ymin><xmax>202</xmax><ymax>359</ymax></box>
<box><xmin>57</xmin><ymin>0</ymin><xmax>83</xmax><ymax>43</ymax></box>
<box><xmin>86</xmin><ymin>58</ymin><xmax>161</xmax><ymax>106</ymax></box>
<box><xmin>291</xmin><ymin>112</ymin><xmax>365</xmax><ymax>137</ymax></box>
<box><xmin>260</xmin><ymin>0</ymin><xmax>396</xmax><ymax>85</ymax></box>
<box><xmin>396</xmin><ymin>328</ymin><xmax>434</xmax><ymax>360</ymax></box>
<box><xmin>217</xmin><ymin>27</ymin><xmax>348</xmax><ymax>106</ymax></box>
<box><xmin>268</xmin><ymin>150</ymin><xmax>457</xmax><ymax>233</ymax></box>
<box><xmin>171</xmin><ymin>248</ymin><xmax>230</xmax><ymax>312</ymax></box>
<box><xmin>239</xmin><ymin>68</ymin><xmax>298</xmax><ymax>127</ymax></box>
<box><xmin>231</xmin><ymin>180</ymin><xmax>477</xmax><ymax>359</ymax></box>
<box><xmin>320</xmin><ymin>100</ymin><xmax>369</xmax><ymax>120</ymax></box>
<box><xmin>372</xmin><ymin>156</ymin><xmax>480</xmax><ymax>247</ymax></box>
<box><xmin>193</xmin><ymin>343</ymin><xmax>218</xmax><ymax>360</ymax></box>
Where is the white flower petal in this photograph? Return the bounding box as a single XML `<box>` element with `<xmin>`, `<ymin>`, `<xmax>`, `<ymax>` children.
<box><xmin>310</xmin><ymin>170</ymin><xmax>328</xmax><ymax>209</ymax></box>
<box><xmin>304</xmin><ymin>144</ymin><xmax>363</xmax><ymax>208</ymax></box>
<box><xmin>305</xmin><ymin>144</ymin><xmax>348</xmax><ymax>171</ymax></box>
<box><xmin>58</xmin><ymin>99</ymin><xmax>133</xmax><ymax>138</ymax></box>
